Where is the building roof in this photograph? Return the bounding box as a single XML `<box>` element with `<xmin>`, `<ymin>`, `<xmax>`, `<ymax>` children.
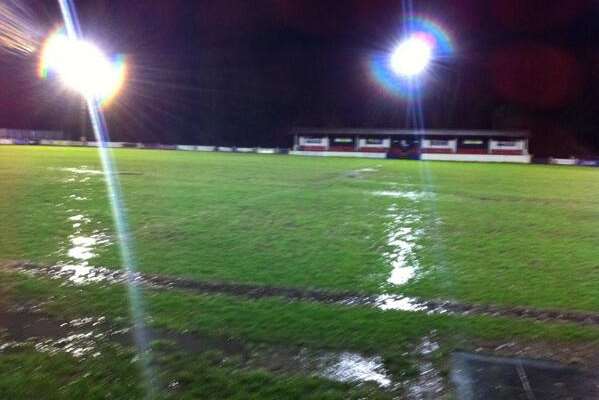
<box><xmin>291</xmin><ymin>127</ymin><xmax>530</xmax><ymax>138</ymax></box>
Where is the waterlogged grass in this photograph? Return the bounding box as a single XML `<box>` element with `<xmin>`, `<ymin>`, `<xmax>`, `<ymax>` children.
<box><xmin>4</xmin><ymin>272</ymin><xmax>599</xmax><ymax>351</ymax></box>
<box><xmin>2</xmin><ymin>146</ymin><xmax>599</xmax><ymax>311</ymax></box>
<box><xmin>2</xmin><ymin>146</ymin><xmax>599</xmax><ymax>398</ymax></box>
<box><xmin>0</xmin><ymin>340</ymin><xmax>392</xmax><ymax>400</ymax></box>
<box><xmin>3</xmin><ymin>271</ymin><xmax>599</xmax><ymax>398</ymax></box>
<box><xmin>0</xmin><ymin>347</ymin><xmax>144</xmax><ymax>400</ymax></box>
<box><xmin>0</xmin><ymin>146</ymin><xmax>391</xmax><ymax>292</ymax></box>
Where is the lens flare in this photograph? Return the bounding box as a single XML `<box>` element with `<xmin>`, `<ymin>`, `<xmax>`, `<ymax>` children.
<box><xmin>369</xmin><ymin>16</ymin><xmax>454</xmax><ymax>99</ymax></box>
<box><xmin>0</xmin><ymin>1</ymin><xmax>41</xmax><ymax>56</ymax></box>
<box><xmin>56</xmin><ymin>0</ymin><xmax>155</xmax><ymax>396</ymax></box>
<box><xmin>39</xmin><ymin>30</ymin><xmax>126</xmax><ymax>106</ymax></box>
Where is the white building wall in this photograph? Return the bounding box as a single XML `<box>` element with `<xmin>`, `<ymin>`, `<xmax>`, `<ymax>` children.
<box><xmin>176</xmin><ymin>145</ymin><xmax>197</xmax><ymax>151</ymax></box>
<box><xmin>290</xmin><ymin>151</ymin><xmax>386</xmax><ymax>159</ymax></box>
<box><xmin>256</xmin><ymin>148</ymin><xmax>277</xmax><ymax>154</ymax></box>
<box><xmin>549</xmin><ymin>158</ymin><xmax>577</xmax><ymax>165</ymax></box>
<box><xmin>196</xmin><ymin>146</ymin><xmax>216</xmax><ymax>152</ymax></box>
<box><xmin>422</xmin><ymin>139</ymin><xmax>457</xmax><ymax>152</ymax></box>
<box><xmin>236</xmin><ymin>147</ymin><xmax>256</xmax><ymax>153</ymax></box>
<box><xmin>358</xmin><ymin>138</ymin><xmax>390</xmax><ymax>148</ymax></box>
<box><xmin>421</xmin><ymin>153</ymin><xmax>531</xmax><ymax>163</ymax></box>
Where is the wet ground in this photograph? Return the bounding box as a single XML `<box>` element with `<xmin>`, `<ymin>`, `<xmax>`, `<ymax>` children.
<box><xmin>0</xmin><ymin>304</ymin><xmax>410</xmax><ymax>392</ymax></box>
<box><xmin>3</xmin><ymin>167</ymin><xmax>599</xmax><ymax>397</ymax></box>
<box><xmin>0</xmin><ymin>305</ymin><xmax>128</xmax><ymax>358</ymax></box>
<box><xmin>4</xmin><ymin>302</ymin><xmax>597</xmax><ymax>399</ymax></box>
<box><xmin>381</xmin><ymin>202</ymin><xmax>423</xmax><ymax>286</ymax></box>
<box><xmin>7</xmin><ymin>260</ymin><xmax>599</xmax><ymax>398</ymax></box>
<box><xmin>7</xmin><ymin>261</ymin><xmax>599</xmax><ymax>329</ymax></box>
<box><xmin>40</xmin><ymin>167</ymin><xmax>599</xmax><ymax>327</ymax></box>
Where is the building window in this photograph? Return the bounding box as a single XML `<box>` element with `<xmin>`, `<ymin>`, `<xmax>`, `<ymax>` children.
<box><xmin>365</xmin><ymin>138</ymin><xmax>383</xmax><ymax>145</ymax></box>
<box><xmin>304</xmin><ymin>137</ymin><xmax>323</xmax><ymax>144</ymax></box>
<box><xmin>332</xmin><ymin>137</ymin><xmax>353</xmax><ymax>144</ymax></box>
<box><xmin>463</xmin><ymin>139</ymin><xmax>484</xmax><ymax>145</ymax></box>
<box><xmin>430</xmin><ymin>140</ymin><xmax>449</xmax><ymax>146</ymax></box>
<box><xmin>496</xmin><ymin>141</ymin><xmax>517</xmax><ymax>147</ymax></box>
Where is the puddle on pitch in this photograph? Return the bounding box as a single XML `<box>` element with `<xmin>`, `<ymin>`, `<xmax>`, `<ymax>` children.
<box><xmin>54</xmin><ymin>264</ymin><xmax>125</xmax><ymax>285</ymax></box>
<box><xmin>0</xmin><ymin>306</ymin><xmax>396</xmax><ymax>389</ymax></box>
<box><xmin>54</xmin><ymin>167</ymin><xmax>113</xmax><ymax>283</ymax></box>
<box><xmin>60</xmin><ymin>209</ymin><xmax>112</xmax><ymax>283</ymax></box>
<box><xmin>57</xmin><ymin>166</ymin><xmax>104</xmax><ymax>175</ymax></box>
<box><xmin>373</xmin><ymin>294</ymin><xmax>428</xmax><ymax>312</ymax></box>
<box><xmin>66</xmin><ymin>232</ymin><xmax>111</xmax><ymax>262</ymax></box>
<box><xmin>383</xmin><ymin>203</ymin><xmax>423</xmax><ymax>286</ymax></box>
<box><xmin>146</xmin><ymin>326</ymin><xmax>396</xmax><ymax>388</ymax></box>
<box><xmin>373</xmin><ymin>188</ymin><xmax>432</xmax><ymax>288</ymax></box>
<box><xmin>372</xmin><ymin>190</ymin><xmax>429</xmax><ymax>201</ymax></box>
<box><xmin>347</xmin><ymin>166</ymin><xmax>381</xmax><ymax>179</ymax></box>
<box><xmin>154</xmin><ymin>333</ymin><xmax>396</xmax><ymax>388</ymax></box>
<box><xmin>316</xmin><ymin>351</ymin><xmax>392</xmax><ymax>387</ymax></box>
<box><xmin>356</xmin><ymin>167</ymin><xmax>379</xmax><ymax>173</ymax></box>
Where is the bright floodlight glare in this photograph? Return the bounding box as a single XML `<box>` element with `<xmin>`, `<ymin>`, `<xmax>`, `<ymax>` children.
<box><xmin>41</xmin><ymin>32</ymin><xmax>124</xmax><ymax>101</ymax></box>
<box><xmin>390</xmin><ymin>36</ymin><xmax>432</xmax><ymax>77</ymax></box>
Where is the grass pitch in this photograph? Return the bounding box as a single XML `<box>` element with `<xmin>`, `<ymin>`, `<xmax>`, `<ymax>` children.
<box><xmin>2</xmin><ymin>145</ymin><xmax>599</xmax><ymax>398</ymax></box>
<box><xmin>3</xmin><ymin>146</ymin><xmax>599</xmax><ymax>309</ymax></box>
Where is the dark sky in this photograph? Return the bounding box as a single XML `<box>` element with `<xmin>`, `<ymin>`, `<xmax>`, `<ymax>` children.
<box><xmin>2</xmin><ymin>0</ymin><xmax>599</xmax><ymax>156</ymax></box>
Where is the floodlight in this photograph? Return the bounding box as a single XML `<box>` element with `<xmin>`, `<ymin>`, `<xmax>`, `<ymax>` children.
<box><xmin>40</xmin><ymin>32</ymin><xmax>125</xmax><ymax>103</ymax></box>
<box><xmin>390</xmin><ymin>36</ymin><xmax>432</xmax><ymax>77</ymax></box>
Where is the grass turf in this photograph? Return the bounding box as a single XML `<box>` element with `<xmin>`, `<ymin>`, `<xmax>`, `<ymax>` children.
<box><xmin>2</xmin><ymin>145</ymin><xmax>599</xmax><ymax>310</ymax></box>
<box><xmin>3</xmin><ymin>145</ymin><xmax>599</xmax><ymax>398</ymax></box>
<box><xmin>4</xmin><ymin>270</ymin><xmax>599</xmax><ymax>399</ymax></box>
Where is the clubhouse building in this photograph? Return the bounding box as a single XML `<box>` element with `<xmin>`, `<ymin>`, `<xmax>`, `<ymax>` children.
<box><xmin>290</xmin><ymin>127</ymin><xmax>531</xmax><ymax>163</ymax></box>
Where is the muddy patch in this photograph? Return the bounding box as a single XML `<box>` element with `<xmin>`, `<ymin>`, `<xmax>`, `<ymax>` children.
<box><xmin>0</xmin><ymin>307</ymin><xmax>128</xmax><ymax>358</ymax></box>
<box><xmin>0</xmin><ymin>305</ymin><xmax>398</xmax><ymax>389</ymax></box>
<box><xmin>9</xmin><ymin>261</ymin><xmax>599</xmax><ymax>328</ymax></box>
<box><xmin>4</xmin><ymin>302</ymin><xmax>599</xmax><ymax>396</ymax></box>
<box><xmin>117</xmin><ymin>171</ymin><xmax>143</xmax><ymax>176</ymax></box>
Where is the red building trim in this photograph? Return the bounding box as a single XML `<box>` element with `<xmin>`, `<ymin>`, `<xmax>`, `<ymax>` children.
<box><xmin>421</xmin><ymin>148</ymin><xmax>453</xmax><ymax>154</ymax></box>
<box><xmin>300</xmin><ymin>145</ymin><xmax>327</xmax><ymax>151</ymax></box>
<box><xmin>456</xmin><ymin>148</ymin><xmax>487</xmax><ymax>154</ymax></box>
<box><xmin>358</xmin><ymin>147</ymin><xmax>388</xmax><ymax>153</ymax></box>
<box><xmin>328</xmin><ymin>146</ymin><xmax>355</xmax><ymax>152</ymax></box>
<box><xmin>491</xmin><ymin>149</ymin><xmax>523</xmax><ymax>155</ymax></box>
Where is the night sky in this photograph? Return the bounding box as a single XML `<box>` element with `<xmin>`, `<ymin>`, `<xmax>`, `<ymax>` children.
<box><xmin>2</xmin><ymin>0</ymin><xmax>599</xmax><ymax>157</ymax></box>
